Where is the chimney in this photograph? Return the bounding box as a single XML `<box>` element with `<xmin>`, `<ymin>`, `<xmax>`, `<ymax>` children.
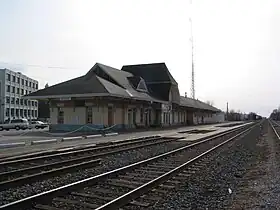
<box><xmin>185</xmin><ymin>92</ymin><xmax>187</xmax><ymax>97</ymax></box>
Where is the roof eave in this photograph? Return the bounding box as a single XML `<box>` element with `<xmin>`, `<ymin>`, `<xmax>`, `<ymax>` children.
<box><xmin>23</xmin><ymin>93</ymin><xmax>129</xmax><ymax>100</ymax></box>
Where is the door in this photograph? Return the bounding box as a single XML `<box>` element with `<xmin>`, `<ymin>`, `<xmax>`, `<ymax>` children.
<box><xmin>133</xmin><ymin>109</ymin><xmax>136</xmax><ymax>125</ymax></box>
<box><xmin>128</xmin><ymin>110</ymin><xmax>132</xmax><ymax>128</ymax></box>
<box><xmin>108</xmin><ymin>106</ymin><xmax>113</xmax><ymax>126</ymax></box>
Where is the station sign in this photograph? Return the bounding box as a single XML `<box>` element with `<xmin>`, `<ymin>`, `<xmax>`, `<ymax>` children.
<box><xmin>59</xmin><ymin>97</ymin><xmax>71</xmax><ymax>101</ymax></box>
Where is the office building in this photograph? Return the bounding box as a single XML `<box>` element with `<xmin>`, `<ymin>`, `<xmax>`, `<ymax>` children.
<box><xmin>0</xmin><ymin>68</ymin><xmax>38</xmax><ymax>122</ymax></box>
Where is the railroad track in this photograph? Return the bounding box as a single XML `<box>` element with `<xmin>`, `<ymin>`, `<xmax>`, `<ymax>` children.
<box><xmin>0</xmin><ymin>135</ymin><xmax>179</xmax><ymax>190</ymax></box>
<box><xmin>0</xmin><ymin>122</ymin><xmax>255</xmax><ymax>210</ymax></box>
<box><xmin>268</xmin><ymin>119</ymin><xmax>280</xmax><ymax>139</ymax></box>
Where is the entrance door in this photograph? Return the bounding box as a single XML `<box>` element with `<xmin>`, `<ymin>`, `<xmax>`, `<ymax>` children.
<box><xmin>108</xmin><ymin>106</ymin><xmax>113</xmax><ymax>126</ymax></box>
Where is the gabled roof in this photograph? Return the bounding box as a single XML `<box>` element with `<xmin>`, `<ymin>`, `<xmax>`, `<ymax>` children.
<box><xmin>24</xmin><ymin>62</ymin><xmax>221</xmax><ymax>112</ymax></box>
<box><xmin>122</xmin><ymin>63</ymin><xmax>178</xmax><ymax>85</ymax></box>
<box><xmin>95</xmin><ymin>63</ymin><xmax>133</xmax><ymax>89</ymax></box>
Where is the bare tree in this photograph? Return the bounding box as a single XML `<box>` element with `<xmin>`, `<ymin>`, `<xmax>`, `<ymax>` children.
<box><xmin>206</xmin><ymin>100</ymin><xmax>214</xmax><ymax>106</ymax></box>
<box><xmin>45</xmin><ymin>83</ymin><xmax>49</xmax><ymax>88</ymax></box>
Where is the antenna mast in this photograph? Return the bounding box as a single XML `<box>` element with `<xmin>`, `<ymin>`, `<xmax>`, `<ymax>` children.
<box><xmin>190</xmin><ymin>0</ymin><xmax>195</xmax><ymax>99</ymax></box>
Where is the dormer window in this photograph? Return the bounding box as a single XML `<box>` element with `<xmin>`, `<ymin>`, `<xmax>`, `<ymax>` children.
<box><xmin>136</xmin><ymin>78</ymin><xmax>148</xmax><ymax>92</ymax></box>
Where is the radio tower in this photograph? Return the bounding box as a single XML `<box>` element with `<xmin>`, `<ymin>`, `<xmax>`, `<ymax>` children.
<box><xmin>190</xmin><ymin>0</ymin><xmax>195</xmax><ymax>99</ymax></box>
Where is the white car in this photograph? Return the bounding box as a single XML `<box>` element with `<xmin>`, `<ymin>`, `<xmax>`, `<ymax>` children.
<box><xmin>29</xmin><ymin>121</ymin><xmax>49</xmax><ymax>129</ymax></box>
<box><xmin>0</xmin><ymin>119</ymin><xmax>30</xmax><ymax>131</ymax></box>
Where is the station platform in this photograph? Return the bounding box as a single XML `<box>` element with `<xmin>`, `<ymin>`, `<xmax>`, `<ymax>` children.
<box><xmin>0</xmin><ymin>122</ymin><xmax>248</xmax><ymax>159</ymax></box>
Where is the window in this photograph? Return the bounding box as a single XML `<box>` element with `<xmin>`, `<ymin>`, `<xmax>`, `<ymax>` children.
<box><xmin>31</xmin><ymin>101</ymin><xmax>34</xmax><ymax>106</ymax></box>
<box><xmin>6</xmin><ymin>85</ymin><xmax>10</xmax><ymax>92</ymax></box>
<box><xmin>16</xmin><ymin>98</ymin><xmax>19</xmax><ymax>105</ymax></box>
<box><xmin>32</xmin><ymin>83</ymin><xmax>35</xmax><ymax>88</ymax></box>
<box><xmin>25</xmin><ymin>90</ymin><xmax>28</xmax><ymax>95</ymax></box>
<box><xmin>31</xmin><ymin>110</ymin><xmax>34</xmax><ymax>117</ymax></box>
<box><xmin>86</xmin><ymin>107</ymin><xmax>93</xmax><ymax>124</ymax></box>
<box><xmin>29</xmin><ymin>81</ymin><xmax>31</xmax><ymax>87</ymax></box>
<box><xmin>20</xmin><ymin>109</ymin><xmax>23</xmax><ymax>117</ymax></box>
<box><xmin>34</xmin><ymin>110</ymin><xmax>37</xmax><ymax>118</ymax></box>
<box><xmin>28</xmin><ymin>100</ymin><xmax>31</xmax><ymax>106</ymax></box>
<box><xmin>136</xmin><ymin>79</ymin><xmax>148</xmax><ymax>92</ymax></box>
<box><xmin>17</xmin><ymin>77</ymin><xmax>20</xmax><ymax>84</ymax></box>
<box><xmin>15</xmin><ymin>109</ymin><xmax>19</xmax><ymax>117</ymax></box>
<box><xmin>35</xmin><ymin>84</ymin><xmax>38</xmax><ymax>89</ymax></box>
<box><xmin>140</xmin><ymin>108</ymin><xmax>143</xmax><ymax>123</ymax></box>
<box><xmin>11</xmin><ymin>97</ymin><xmax>15</xmax><ymax>104</ymax></box>
<box><xmin>6</xmin><ymin>97</ymin><xmax>10</xmax><ymax>104</ymax></box>
<box><xmin>6</xmin><ymin>108</ymin><xmax>9</xmax><ymax>117</ymax></box>
<box><xmin>28</xmin><ymin>110</ymin><xmax>30</xmax><ymax>116</ymax></box>
<box><xmin>12</xmin><ymin>86</ymin><xmax>15</xmax><ymax>93</ymax></box>
<box><xmin>29</xmin><ymin>91</ymin><xmax>31</xmax><ymax>94</ymax></box>
<box><xmin>16</xmin><ymin>88</ymin><xmax>20</xmax><ymax>94</ymax></box>
<box><xmin>7</xmin><ymin>74</ymin><xmax>10</xmax><ymax>81</ymax></box>
<box><xmin>12</xmin><ymin>75</ymin><xmax>15</xmax><ymax>82</ymax></box>
<box><xmin>11</xmin><ymin>108</ymin><xmax>14</xmax><ymax>117</ymax></box>
<box><xmin>20</xmin><ymin>99</ymin><xmax>23</xmax><ymax>105</ymax></box>
<box><xmin>21</xmin><ymin>89</ymin><xmax>24</xmax><ymax>95</ymax></box>
<box><xmin>21</xmin><ymin>79</ymin><xmax>24</xmax><ymax>85</ymax></box>
<box><xmin>57</xmin><ymin>108</ymin><xmax>64</xmax><ymax>124</ymax></box>
<box><xmin>24</xmin><ymin>109</ymin><xmax>27</xmax><ymax>117</ymax></box>
<box><xmin>25</xmin><ymin>80</ymin><xmax>28</xmax><ymax>86</ymax></box>
<box><xmin>34</xmin><ymin>101</ymin><xmax>37</xmax><ymax>107</ymax></box>
<box><xmin>24</xmin><ymin>100</ymin><xmax>27</xmax><ymax>106</ymax></box>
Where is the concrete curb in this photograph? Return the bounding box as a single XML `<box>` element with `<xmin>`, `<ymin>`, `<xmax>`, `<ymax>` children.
<box><xmin>105</xmin><ymin>132</ymin><xmax>119</xmax><ymax>137</ymax></box>
<box><xmin>31</xmin><ymin>139</ymin><xmax>58</xmax><ymax>145</ymax></box>
<box><xmin>0</xmin><ymin>142</ymin><xmax>26</xmax><ymax>148</ymax></box>
<box><xmin>84</xmin><ymin>134</ymin><xmax>102</xmax><ymax>139</ymax></box>
<box><xmin>62</xmin><ymin>136</ymin><xmax>83</xmax><ymax>142</ymax></box>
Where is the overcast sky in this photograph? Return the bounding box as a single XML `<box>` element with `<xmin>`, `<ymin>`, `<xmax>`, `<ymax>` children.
<box><xmin>0</xmin><ymin>0</ymin><xmax>279</xmax><ymax>117</ymax></box>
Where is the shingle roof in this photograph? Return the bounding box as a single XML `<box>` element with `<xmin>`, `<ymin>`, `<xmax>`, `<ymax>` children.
<box><xmin>122</xmin><ymin>63</ymin><xmax>178</xmax><ymax>85</ymax></box>
<box><xmin>180</xmin><ymin>96</ymin><xmax>220</xmax><ymax>112</ymax></box>
<box><xmin>27</xmin><ymin>74</ymin><xmax>109</xmax><ymax>97</ymax></box>
<box><xmin>97</xmin><ymin>63</ymin><xmax>133</xmax><ymax>89</ymax></box>
<box><xmin>25</xmin><ymin>62</ymin><xmax>220</xmax><ymax>112</ymax></box>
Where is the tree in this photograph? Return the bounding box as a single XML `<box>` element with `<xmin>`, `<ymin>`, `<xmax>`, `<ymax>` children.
<box><xmin>206</xmin><ymin>100</ymin><xmax>214</xmax><ymax>106</ymax></box>
<box><xmin>45</xmin><ymin>83</ymin><xmax>49</xmax><ymax>88</ymax></box>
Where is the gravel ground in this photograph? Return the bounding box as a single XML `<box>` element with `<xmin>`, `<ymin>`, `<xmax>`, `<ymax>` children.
<box><xmin>148</xmin><ymin>122</ymin><xmax>263</xmax><ymax>210</ymax></box>
<box><xmin>228</xmin><ymin>121</ymin><xmax>280</xmax><ymax>209</ymax></box>
<box><xmin>0</xmin><ymin>141</ymin><xmax>188</xmax><ymax>205</ymax></box>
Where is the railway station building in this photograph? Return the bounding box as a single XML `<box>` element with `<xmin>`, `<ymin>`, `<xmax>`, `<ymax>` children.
<box><xmin>25</xmin><ymin>63</ymin><xmax>224</xmax><ymax>132</ymax></box>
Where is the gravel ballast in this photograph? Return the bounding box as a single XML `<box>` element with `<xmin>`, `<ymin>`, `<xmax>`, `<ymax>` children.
<box><xmin>149</xmin><ymin>122</ymin><xmax>264</xmax><ymax>210</ymax></box>
<box><xmin>0</xmin><ymin>141</ymin><xmax>188</xmax><ymax>205</ymax></box>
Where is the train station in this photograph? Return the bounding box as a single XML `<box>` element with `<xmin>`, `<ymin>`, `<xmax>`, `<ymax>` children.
<box><xmin>24</xmin><ymin>63</ymin><xmax>224</xmax><ymax>133</ymax></box>
<box><xmin>1</xmin><ymin>1</ymin><xmax>279</xmax><ymax>209</ymax></box>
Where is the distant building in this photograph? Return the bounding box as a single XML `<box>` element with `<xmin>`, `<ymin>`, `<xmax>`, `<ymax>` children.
<box><xmin>25</xmin><ymin>63</ymin><xmax>223</xmax><ymax>132</ymax></box>
<box><xmin>0</xmin><ymin>69</ymin><xmax>38</xmax><ymax>122</ymax></box>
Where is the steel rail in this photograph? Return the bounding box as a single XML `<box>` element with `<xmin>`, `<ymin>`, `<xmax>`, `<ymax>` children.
<box><xmin>268</xmin><ymin>120</ymin><xmax>280</xmax><ymax>140</ymax></box>
<box><xmin>95</xmin><ymin>123</ymin><xmax>258</xmax><ymax>210</ymax></box>
<box><xmin>0</xmin><ymin>123</ymin><xmax>253</xmax><ymax>210</ymax></box>
<box><xmin>0</xmin><ymin>137</ymin><xmax>179</xmax><ymax>190</ymax></box>
<box><xmin>0</xmin><ymin>136</ymin><xmax>164</xmax><ymax>166</ymax></box>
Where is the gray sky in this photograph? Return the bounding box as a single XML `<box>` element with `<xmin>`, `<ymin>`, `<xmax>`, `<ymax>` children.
<box><xmin>0</xmin><ymin>0</ymin><xmax>279</xmax><ymax>117</ymax></box>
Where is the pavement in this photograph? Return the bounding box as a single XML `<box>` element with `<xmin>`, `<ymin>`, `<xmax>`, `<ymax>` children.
<box><xmin>0</xmin><ymin>121</ymin><xmax>248</xmax><ymax>159</ymax></box>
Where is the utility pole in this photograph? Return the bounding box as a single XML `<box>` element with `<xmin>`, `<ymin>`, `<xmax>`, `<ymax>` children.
<box><xmin>226</xmin><ymin>102</ymin><xmax>229</xmax><ymax>121</ymax></box>
<box><xmin>190</xmin><ymin>0</ymin><xmax>195</xmax><ymax>99</ymax></box>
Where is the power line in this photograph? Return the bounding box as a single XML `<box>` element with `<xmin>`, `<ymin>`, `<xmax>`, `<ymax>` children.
<box><xmin>0</xmin><ymin>61</ymin><xmax>82</xmax><ymax>70</ymax></box>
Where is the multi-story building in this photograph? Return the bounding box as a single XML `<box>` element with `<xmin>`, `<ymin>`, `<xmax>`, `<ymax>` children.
<box><xmin>0</xmin><ymin>68</ymin><xmax>38</xmax><ymax>122</ymax></box>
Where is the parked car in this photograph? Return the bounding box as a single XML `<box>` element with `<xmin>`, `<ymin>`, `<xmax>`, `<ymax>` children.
<box><xmin>0</xmin><ymin>119</ymin><xmax>30</xmax><ymax>131</ymax></box>
<box><xmin>29</xmin><ymin>121</ymin><xmax>49</xmax><ymax>129</ymax></box>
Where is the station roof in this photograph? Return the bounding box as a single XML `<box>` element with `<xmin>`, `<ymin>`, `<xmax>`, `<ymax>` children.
<box><xmin>25</xmin><ymin>63</ymin><xmax>220</xmax><ymax>112</ymax></box>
